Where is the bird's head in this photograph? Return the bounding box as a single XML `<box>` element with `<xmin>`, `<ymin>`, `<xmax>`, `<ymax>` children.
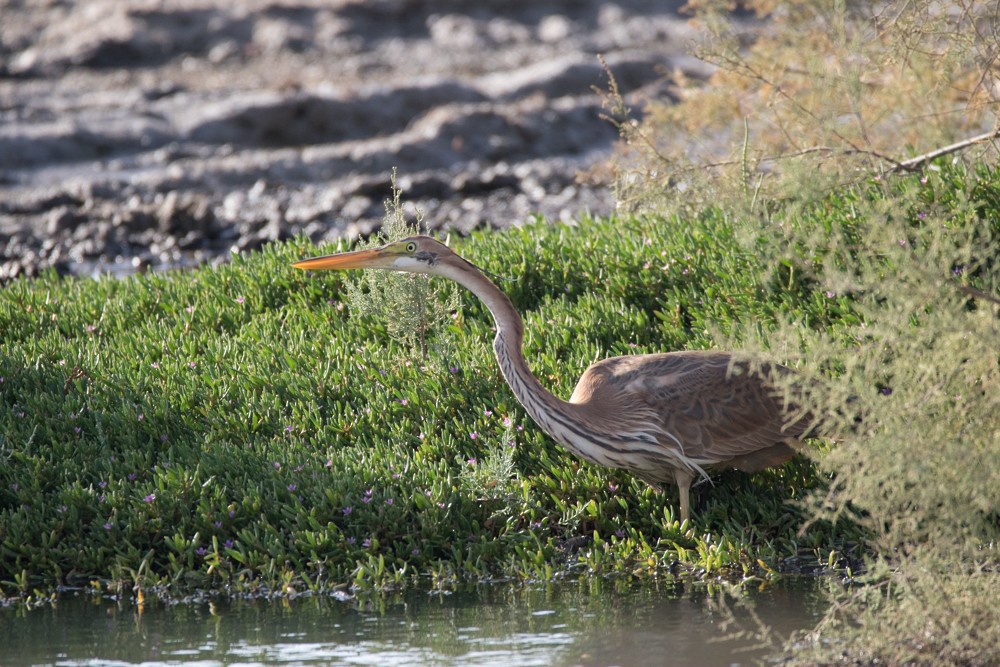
<box><xmin>292</xmin><ymin>235</ymin><xmax>460</xmax><ymax>276</ymax></box>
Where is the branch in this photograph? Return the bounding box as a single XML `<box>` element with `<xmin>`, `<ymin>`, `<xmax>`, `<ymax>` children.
<box><xmin>670</xmin><ymin>145</ymin><xmax>900</xmax><ymax>174</ymax></box>
<box><xmin>888</xmin><ymin>128</ymin><xmax>1000</xmax><ymax>173</ymax></box>
<box><xmin>956</xmin><ymin>283</ymin><xmax>1000</xmax><ymax>307</ymax></box>
<box><xmin>666</xmin><ymin>129</ymin><xmax>1000</xmax><ymax>179</ymax></box>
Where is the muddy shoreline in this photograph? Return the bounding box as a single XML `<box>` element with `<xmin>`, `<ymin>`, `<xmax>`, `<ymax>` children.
<box><xmin>0</xmin><ymin>0</ymin><xmax>726</xmax><ymax>280</ymax></box>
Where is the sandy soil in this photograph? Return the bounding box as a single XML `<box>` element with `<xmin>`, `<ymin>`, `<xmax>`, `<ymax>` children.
<box><xmin>0</xmin><ymin>0</ymin><xmax>719</xmax><ymax>279</ymax></box>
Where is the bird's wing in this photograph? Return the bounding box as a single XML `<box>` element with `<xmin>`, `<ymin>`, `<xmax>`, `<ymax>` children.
<box><xmin>577</xmin><ymin>351</ymin><xmax>802</xmax><ymax>465</ymax></box>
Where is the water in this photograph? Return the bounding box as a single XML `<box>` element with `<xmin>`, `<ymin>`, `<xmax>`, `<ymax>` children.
<box><xmin>1</xmin><ymin>578</ymin><xmax>826</xmax><ymax>667</ymax></box>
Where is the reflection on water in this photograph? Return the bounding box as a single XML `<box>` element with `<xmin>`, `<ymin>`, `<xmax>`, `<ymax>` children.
<box><xmin>1</xmin><ymin>578</ymin><xmax>827</xmax><ymax>667</ymax></box>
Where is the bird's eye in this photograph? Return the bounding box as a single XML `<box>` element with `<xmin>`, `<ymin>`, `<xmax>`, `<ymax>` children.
<box><xmin>405</xmin><ymin>242</ymin><xmax>417</xmax><ymax>253</ymax></box>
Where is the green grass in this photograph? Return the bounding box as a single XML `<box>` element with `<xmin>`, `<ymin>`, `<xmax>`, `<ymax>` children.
<box><xmin>0</xmin><ymin>187</ymin><xmax>902</xmax><ymax>601</ymax></box>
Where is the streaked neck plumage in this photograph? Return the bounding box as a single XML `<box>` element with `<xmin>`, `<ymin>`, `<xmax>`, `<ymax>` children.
<box><xmin>434</xmin><ymin>260</ymin><xmax>614</xmax><ymax>466</ymax></box>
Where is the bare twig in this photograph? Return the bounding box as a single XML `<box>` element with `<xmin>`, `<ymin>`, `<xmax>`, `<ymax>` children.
<box><xmin>889</xmin><ymin>128</ymin><xmax>1000</xmax><ymax>172</ymax></box>
<box><xmin>669</xmin><ymin>145</ymin><xmax>897</xmax><ymax>174</ymax></box>
<box><xmin>653</xmin><ymin>128</ymin><xmax>1000</xmax><ymax>181</ymax></box>
<box><xmin>956</xmin><ymin>283</ymin><xmax>1000</xmax><ymax>307</ymax></box>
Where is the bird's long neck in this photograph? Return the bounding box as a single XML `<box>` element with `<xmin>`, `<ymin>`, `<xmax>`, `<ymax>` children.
<box><xmin>440</xmin><ymin>261</ymin><xmax>578</xmax><ymax>436</ymax></box>
<box><xmin>436</xmin><ymin>258</ymin><xmax>642</xmax><ymax>470</ymax></box>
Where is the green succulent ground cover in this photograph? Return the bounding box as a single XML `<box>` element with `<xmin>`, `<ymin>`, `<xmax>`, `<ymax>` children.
<box><xmin>5</xmin><ymin>162</ymin><xmax>994</xmax><ymax>603</ymax></box>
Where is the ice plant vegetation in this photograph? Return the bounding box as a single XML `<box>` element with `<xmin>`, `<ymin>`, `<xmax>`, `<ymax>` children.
<box><xmin>2</xmin><ymin>200</ymin><xmax>890</xmax><ymax>601</ymax></box>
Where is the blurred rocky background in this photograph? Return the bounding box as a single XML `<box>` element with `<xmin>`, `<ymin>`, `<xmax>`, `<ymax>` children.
<box><xmin>0</xmin><ymin>0</ymin><xmax>720</xmax><ymax>279</ymax></box>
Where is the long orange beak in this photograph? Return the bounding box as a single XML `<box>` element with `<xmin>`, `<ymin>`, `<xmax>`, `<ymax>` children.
<box><xmin>292</xmin><ymin>248</ymin><xmax>382</xmax><ymax>271</ymax></box>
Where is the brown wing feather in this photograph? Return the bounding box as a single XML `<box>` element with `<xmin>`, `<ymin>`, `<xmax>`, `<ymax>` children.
<box><xmin>570</xmin><ymin>350</ymin><xmax>808</xmax><ymax>469</ymax></box>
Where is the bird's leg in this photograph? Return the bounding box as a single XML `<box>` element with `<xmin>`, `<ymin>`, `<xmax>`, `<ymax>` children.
<box><xmin>674</xmin><ymin>469</ymin><xmax>695</xmax><ymax>524</ymax></box>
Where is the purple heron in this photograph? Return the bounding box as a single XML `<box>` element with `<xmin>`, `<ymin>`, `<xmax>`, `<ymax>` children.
<box><xmin>294</xmin><ymin>236</ymin><xmax>812</xmax><ymax>523</ymax></box>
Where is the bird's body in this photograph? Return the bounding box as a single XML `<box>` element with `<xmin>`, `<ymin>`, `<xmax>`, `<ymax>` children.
<box><xmin>294</xmin><ymin>235</ymin><xmax>811</xmax><ymax>522</ymax></box>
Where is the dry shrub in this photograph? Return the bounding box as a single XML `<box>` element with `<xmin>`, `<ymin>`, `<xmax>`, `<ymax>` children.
<box><xmin>611</xmin><ymin>0</ymin><xmax>1000</xmax><ymax>215</ymax></box>
<box><xmin>769</xmin><ymin>176</ymin><xmax>1000</xmax><ymax>666</ymax></box>
<box><xmin>608</xmin><ymin>2</ymin><xmax>1000</xmax><ymax>664</ymax></box>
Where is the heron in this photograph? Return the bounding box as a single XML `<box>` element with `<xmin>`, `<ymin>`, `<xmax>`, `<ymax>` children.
<box><xmin>293</xmin><ymin>235</ymin><xmax>812</xmax><ymax>523</ymax></box>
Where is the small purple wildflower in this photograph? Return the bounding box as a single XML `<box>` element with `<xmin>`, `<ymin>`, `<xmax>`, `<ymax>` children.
<box><xmin>469</xmin><ymin>432</ymin><xmax>478</xmax><ymax>440</ymax></box>
<box><xmin>196</xmin><ymin>547</ymin><xmax>207</xmax><ymax>556</ymax></box>
<box><xmin>287</xmin><ymin>483</ymin><xmax>297</xmax><ymax>492</ymax></box>
<box><xmin>342</xmin><ymin>506</ymin><xmax>353</xmax><ymax>516</ymax></box>
<box><xmin>362</xmin><ymin>538</ymin><xmax>371</xmax><ymax>548</ymax></box>
<box><xmin>385</xmin><ymin>498</ymin><xmax>394</xmax><ymax>506</ymax></box>
<box><xmin>346</xmin><ymin>537</ymin><xmax>356</xmax><ymax>545</ymax></box>
<box><xmin>224</xmin><ymin>540</ymin><xmax>234</xmax><ymax>549</ymax></box>
<box><xmin>362</xmin><ymin>489</ymin><xmax>373</xmax><ymax>504</ymax></box>
<box><xmin>467</xmin><ymin>457</ymin><xmax>477</xmax><ymax>466</ymax></box>
<box><xmin>144</xmin><ymin>493</ymin><xmax>156</xmax><ymax>502</ymax></box>
<box><xmin>236</xmin><ymin>296</ymin><xmax>245</xmax><ymax>304</ymax></box>
<box><xmin>103</xmin><ymin>522</ymin><xmax>112</xmax><ymax>531</ymax></box>
<box><xmin>214</xmin><ymin>520</ymin><xmax>222</xmax><ymax>529</ymax></box>
<box><xmin>127</xmin><ymin>473</ymin><xmax>137</xmax><ymax>482</ymax></box>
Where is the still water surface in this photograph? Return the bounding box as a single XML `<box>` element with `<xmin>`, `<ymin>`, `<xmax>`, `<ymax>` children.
<box><xmin>2</xmin><ymin>578</ymin><xmax>826</xmax><ymax>667</ymax></box>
